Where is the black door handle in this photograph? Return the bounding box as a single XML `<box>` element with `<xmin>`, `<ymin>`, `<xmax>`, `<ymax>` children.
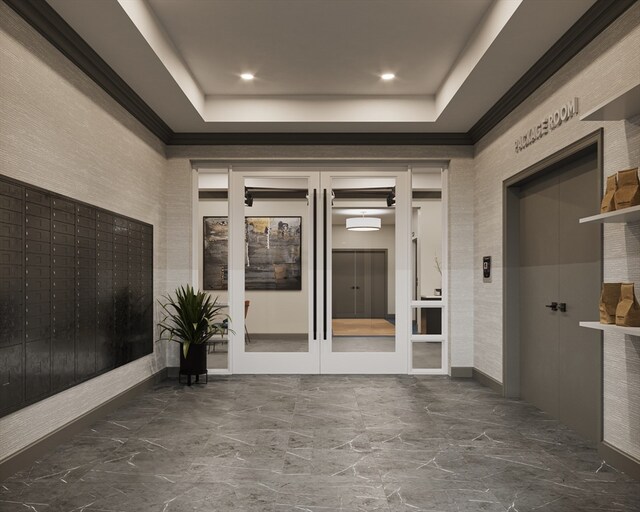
<box><xmin>558</xmin><ymin>302</ymin><xmax>567</xmax><ymax>312</ymax></box>
<box><xmin>323</xmin><ymin>189</ymin><xmax>327</xmax><ymax>341</ymax></box>
<box><xmin>545</xmin><ymin>302</ymin><xmax>558</xmax><ymax>311</ymax></box>
<box><xmin>312</xmin><ymin>189</ymin><xmax>317</xmax><ymax>340</ymax></box>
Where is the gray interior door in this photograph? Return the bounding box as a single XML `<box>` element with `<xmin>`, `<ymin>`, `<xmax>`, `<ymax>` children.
<box><xmin>332</xmin><ymin>251</ymin><xmax>356</xmax><ymax>318</ymax></box>
<box><xmin>363</xmin><ymin>251</ymin><xmax>386</xmax><ymax>318</ymax></box>
<box><xmin>332</xmin><ymin>250</ymin><xmax>387</xmax><ymax>319</ymax></box>
<box><xmin>518</xmin><ymin>151</ymin><xmax>601</xmax><ymax>442</ymax></box>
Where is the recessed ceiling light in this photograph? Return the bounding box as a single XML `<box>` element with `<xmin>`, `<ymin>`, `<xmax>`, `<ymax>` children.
<box><xmin>381</xmin><ymin>73</ymin><xmax>395</xmax><ymax>81</ymax></box>
<box><xmin>240</xmin><ymin>73</ymin><xmax>254</xmax><ymax>81</ymax></box>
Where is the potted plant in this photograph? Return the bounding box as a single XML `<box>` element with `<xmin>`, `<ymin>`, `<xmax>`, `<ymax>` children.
<box><xmin>158</xmin><ymin>285</ymin><xmax>229</xmax><ymax>385</ymax></box>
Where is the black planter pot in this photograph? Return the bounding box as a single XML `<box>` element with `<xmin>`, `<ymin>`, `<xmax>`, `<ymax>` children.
<box><xmin>179</xmin><ymin>343</ymin><xmax>207</xmax><ymax>385</ymax></box>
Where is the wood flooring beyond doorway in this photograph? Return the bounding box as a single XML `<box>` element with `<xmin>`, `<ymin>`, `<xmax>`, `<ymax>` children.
<box><xmin>332</xmin><ymin>318</ymin><xmax>395</xmax><ymax>336</ymax></box>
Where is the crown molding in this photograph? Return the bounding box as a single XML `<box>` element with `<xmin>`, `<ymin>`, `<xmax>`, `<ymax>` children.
<box><xmin>4</xmin><ymin>0</ymin><xmax>635</xmax><ymax>147</ymax></box>
<box><xmin>167</xmin><ymin>132</ymin><xmax>473</xmax><ymax>146</ymax></box>
<box><xmin>468</xmin><ymin>0</ymin><xmax>637</xmax><ymax>143</ymax></box>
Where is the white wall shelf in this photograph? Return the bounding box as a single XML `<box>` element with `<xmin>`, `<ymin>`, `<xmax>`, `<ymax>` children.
<box><xmin>580</xmin><ymin>83</ymin><xmax>640</xmax><ymax>121</ymax></box>
<box><xmin>579</xmin><ymin>205</ymin><xmax>640</xmax><ymax>224</ymax></box>
<box><xmin>580</xmin><ymin>321</ymin><xmax>640</xmax><ymax>337</ymax></box>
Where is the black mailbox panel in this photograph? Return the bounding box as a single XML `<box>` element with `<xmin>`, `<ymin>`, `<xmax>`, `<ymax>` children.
<box><xmin>0</xmin><ymin>208</ymin><xmax>22</xmax><ymax>225</ymax></box>
<box><xmin>0</xmin><ymin>174</ymin><xmax>153</xmax><ymax>418</ymax></box>
<box><xmin>0</xmin><ymin>344</ymin><xmax>24</xmax><ymax>415</ymax></box>
<box><xmin>52</xmin><ymin>209</ymin><xmax>75</xmax><ymax>225</ymax></box>
<box><xmin>0</xmin><ymin>236</ymin><xmax>22</xmax><ymax>252</ymax></box>
<box><xmin>25</xmin><ymin>338</ymin><xmax>51</xmax><ymax>401</ymax></box>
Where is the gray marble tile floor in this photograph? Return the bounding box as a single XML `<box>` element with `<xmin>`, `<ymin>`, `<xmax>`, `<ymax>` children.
<box><xmin>1</xmin><ymin>376</ymin><xmax>638</xmax><ymax>511</ymax></box>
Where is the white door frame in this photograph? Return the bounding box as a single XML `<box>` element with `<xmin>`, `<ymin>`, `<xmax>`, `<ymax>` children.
<box><xmin>319</xmin><ymin>169</ymin><xmax>410</xmax><ymax>374</ymax></box>
<box><xmin>229</xmin><ymin>168</ymin><xmax>321</xmax><ymax>373</ymax></box>
<box><xmin>192</xmin><ymin>163</ymin><xmax>441</xmax><ymax>375</ymax></box>
<box><xmin>409</xmin><ymin>167</ymin><xmax>449</xmax><ymax>375</ymax></box>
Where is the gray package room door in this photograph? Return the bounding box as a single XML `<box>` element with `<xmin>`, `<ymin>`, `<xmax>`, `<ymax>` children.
<box><xmin>517</xmin><ymin>149</ymin><xmax>602</xmax><ymax>442</ymax></box>
<box><xmin>333</xmin><ymin>250</ymin><xmax>387</xmax><ymax>318</ymax></box>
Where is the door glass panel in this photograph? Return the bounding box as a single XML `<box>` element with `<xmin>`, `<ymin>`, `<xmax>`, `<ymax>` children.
<box><xmin>331</xmin><ymin>177</ymin><xmax>396</xmax><ymax>352</ymax></box>
<box><xmin>199</xmin><ymin>172</ymin><xmax>229</xmax><ymax>370</ymax></box>
<box><xmin>411</xmin><ymin>304</ymin><xmax>443</xmax><ymax>335</ymax></box>
<box><xmin>412</xmin><ymin>342</ymin><xmax>442</xmax><ymax>369</ymax></box>
<box><xmin>243</xmin><ymin>177</ymin><xmax>309</xmax><ymax>352</ymax></box>
<box><xmin>412</xmin><ymin>175</ymin><xmax>443</xmax><ymax>300</ymax></box>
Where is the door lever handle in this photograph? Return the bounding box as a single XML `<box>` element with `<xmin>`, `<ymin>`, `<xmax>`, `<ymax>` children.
<box><xmin>558</xmin><ymin>302</ymin><xmax>567</xmax><ymax>312</ymax></box>
<box><xmin>545</xmin><ymin>302</ymin><xmax>558</xmax><ymax>311</ymax></box>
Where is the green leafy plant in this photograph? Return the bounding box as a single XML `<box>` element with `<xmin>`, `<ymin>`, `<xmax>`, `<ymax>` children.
<box><xmin>157</xmin><ymin>285</ymin><xmax>230</xmax><ymax>358</ymax></box>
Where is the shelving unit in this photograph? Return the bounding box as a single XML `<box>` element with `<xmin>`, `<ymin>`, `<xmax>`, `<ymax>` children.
<box><xmin>579</xmin><ymin>182</ymin><xmax>639</xmax><ymax>334</ymax></box>
<box><xmin>580</xmin><ymin>83</ymin><xmax>640</xmax><ymax>121</ymax></box>
<box><xmin>579</xmin><ymin>204</ymin><xmax>640</xmax><ymax>224</ymax></box>
<box><xmin>580</xmin><ymin>322</ymin><xmax>640</xmax><ymax>337</ymax></box>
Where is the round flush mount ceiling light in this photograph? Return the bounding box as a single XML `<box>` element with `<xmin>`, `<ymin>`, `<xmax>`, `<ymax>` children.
<box><xmin>381</xmin><ymin>73</ymin><xmax>395</xmax><ymax>81</ymax></box>
<box><xmin>240</xmin><ymin>73</ymin><xmax>255</xmax><ymax>80</ymax></box>
<box><xmin>346</xmin><ymin>215</ymin><xmax>382</xmax><ymax>231</ymax></box>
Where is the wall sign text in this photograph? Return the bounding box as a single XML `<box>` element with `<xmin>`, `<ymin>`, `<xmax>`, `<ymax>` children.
<box><xmin>515</xmin><ymin>98</ymin><xmax>579</xmax><ymax>153</ymax></box>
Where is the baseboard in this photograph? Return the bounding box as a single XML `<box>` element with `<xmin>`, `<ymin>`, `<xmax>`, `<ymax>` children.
<box><xmin>450</xmin><ymin>367</ymin><xmax>473</xmax><ymax>378</ymax></box>
<box><xmin>0</xmin><ymin>367</ymin><xmax>168</xmax><ymax>481</ymax></box>
<box><xmin>599</xmin><ymin>441</ymin><xmax>640</xmax><ymax>481</ymax></box>
<box><xmin>472</xmin><ymin>367</ymin><xmax>504</xmax><ymax>394</ymax></box>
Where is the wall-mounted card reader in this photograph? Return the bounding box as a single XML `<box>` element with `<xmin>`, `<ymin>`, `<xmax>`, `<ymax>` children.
<box><xmin>483</xmin><ymin>256</ymin><xmax>491</xmax><ymax>279</ymax></box>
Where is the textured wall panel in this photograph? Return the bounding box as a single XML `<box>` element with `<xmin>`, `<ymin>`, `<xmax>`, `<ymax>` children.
<box><xmin>0</xmin><ymin>3</ymin><xmax>167</xmax><ymax>461</ymax></box>
<box><xmin>473</xmin><ymin>4</ymin><xmax>640</xmax><ymax>459</ymax></box>
<box><xmin>447</xmin><ymin>158</ymin><xmax>475</xmax><ymax>368</ymax></box>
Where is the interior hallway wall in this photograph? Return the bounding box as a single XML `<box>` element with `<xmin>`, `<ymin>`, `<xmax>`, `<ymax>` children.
<box><xmin>164</xmin><ymin>159</ymin><xmax>194</xmax><ymax>367</ymax></box>
<box><xmin>473</xmin><ymin>3</ymin><xmax>639</xmax><ymax>459</ymax></box>
<box><xmin>447</xmin><ymin>160</ymin><xmax>474</xmax><ymax>370</ymax></box>
<box><xmin>0</xmin><ymin>4</ymin><xmax>169</xmax><ymax>462</ymax></box>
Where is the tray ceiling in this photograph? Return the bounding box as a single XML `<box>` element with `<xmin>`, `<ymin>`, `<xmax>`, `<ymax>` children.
<box><xmin>45</xmin><ymin>0</ymin><xmax>597</xmax><ymax>133</ymax></box>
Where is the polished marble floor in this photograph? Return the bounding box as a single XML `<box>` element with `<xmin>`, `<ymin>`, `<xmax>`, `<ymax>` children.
<box><xmin>1</xmin><ymin>376</ymin><xmax>639</xmax><ymax>511</ymax></box>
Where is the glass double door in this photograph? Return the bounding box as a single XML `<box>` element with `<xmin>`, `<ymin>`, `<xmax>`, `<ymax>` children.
<box><xmin>227</xmin><ymin>168</ymin><xmax>409</xmax><ymax>374</ymax></box>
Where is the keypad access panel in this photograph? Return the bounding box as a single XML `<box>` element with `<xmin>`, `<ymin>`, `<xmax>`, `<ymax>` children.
<box><xmin>0</xmin><ymin>175</ymin><xmax>153</xmax><ymax>417</ymax></box>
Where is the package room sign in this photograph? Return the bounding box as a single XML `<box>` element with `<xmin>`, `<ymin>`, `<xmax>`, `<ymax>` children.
<box><xmin>514</xmin><ymin>98</ymin><xmax>579</xmax><ymax>153</ymax></box>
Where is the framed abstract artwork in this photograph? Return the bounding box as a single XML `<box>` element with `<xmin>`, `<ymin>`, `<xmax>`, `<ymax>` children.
<box><xmin>203</xmin><ymin>217</ymin><xmax>229</xmax><ymax>290</ymax></box>
<box><xmin>203</xmin><ymin>216</ymin><xmax>302</xmax><ymax>291</ymax></box>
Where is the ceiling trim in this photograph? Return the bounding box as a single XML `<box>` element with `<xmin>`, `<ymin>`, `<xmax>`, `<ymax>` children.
<box><xmin>168</xmin><ymin>132</ymin><xmax>473</xmax><ymax>146</ymax></box>
<box><xmin>4</xmin><ymin>0</ymin><xmax>634</xmax><ymax>146</ymax></box>
<box><xmin>468</xmin><ymin>0</ymin><xmax>636</xmax><ymax>142</ymax></box>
